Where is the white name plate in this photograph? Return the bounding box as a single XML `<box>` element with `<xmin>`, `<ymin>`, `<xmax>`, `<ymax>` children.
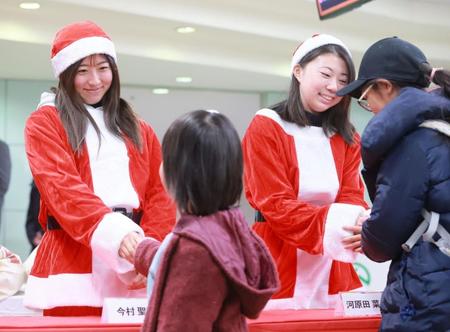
<box><xmin>336</xmin><ymin>291</ymin><xmax>382</xmax><ymax>316</ymax></box>
<box><xmin>101</xmin><ymin>297</ymin><xmax>148</xmax><ymax>323</ymax></box>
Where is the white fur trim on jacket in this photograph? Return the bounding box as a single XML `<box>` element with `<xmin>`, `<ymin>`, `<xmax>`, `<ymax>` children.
<box><xmin>91</xmin><ymin>212</ymin><xmax>143</xmax><ymax>274</ymax></box>
<box><xmin>37</xmin><ymin>92</ymin><xmax>56</xmax><ymax>108</ymax></box>
<box><xmin>323</xmin><ymin>203</ymin><xmax>365</xmax><ymax>262</ymax></box>
<box><xmin>24</xmin><ymin>273</ymin><xmax>146</xmax><ymax>309</ymax></box>
<box><xmin>25</xmin><ymin>273</ymin><xmax>101</xmax><ymax>308</ymax></box>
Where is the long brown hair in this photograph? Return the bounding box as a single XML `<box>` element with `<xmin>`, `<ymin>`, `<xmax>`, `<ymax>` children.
<box><xmin>274</xmin><ymin>44</ymin><xmax>356</xmax><ymax>144</ymax></box>
<box><xmin>55</xmin><ymin>54</ymin><xmax>141</xmax><ymax>152</ymax></box>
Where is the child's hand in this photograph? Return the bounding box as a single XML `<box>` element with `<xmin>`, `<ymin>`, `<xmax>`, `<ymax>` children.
<box><xmin>127</xmin><ymin>273</ymin><xmax>147</xmax><ymax>290</ymax></box>
<box><xmin>119</xmin><ymin>231</ymin><xmax>144</xmax><ymax>264</ymax></box>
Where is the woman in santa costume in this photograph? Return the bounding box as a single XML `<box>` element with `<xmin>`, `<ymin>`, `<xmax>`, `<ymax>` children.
<box><xmin>242</xmin><ymin>34</ymin><xmax>369</xmax><ymax>309</ymax></box>
<box><xmin>23</xmin><ymin>21</ymin><xmax>175</xmax><ymax>316</ymax></box>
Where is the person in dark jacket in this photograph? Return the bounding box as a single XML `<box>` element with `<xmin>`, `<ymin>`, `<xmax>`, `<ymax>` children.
<box><xmin>25</xmin><ymin>181</ymin><xmax>43</xmax><ymax>251</ymax></box>
<box><xmin>337</xmin><ymin>37</ymin><xmax>450</xmax><ymax>332</ymax></box>
<box><xmin>0</xmin><ymin>139</ymin><xmax>11</xmax><ymax>229</ymax></box>
<box><xmin>120</xmin><ymin>110</ymin><xmax>279</xmax><ymax>331</ymax></box>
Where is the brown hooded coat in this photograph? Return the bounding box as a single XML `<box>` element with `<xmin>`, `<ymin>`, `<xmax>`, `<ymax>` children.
<box><xmin>134</xmin><ymin>208</ymin><xmax>279</xmax><ymax>331</ymax></box>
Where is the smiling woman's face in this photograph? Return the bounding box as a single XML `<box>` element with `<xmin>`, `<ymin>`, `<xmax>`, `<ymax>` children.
<box><xmin>74</xmin><ymin>54</ymin><xmax>112</xmax><ymax>105</ymax></box>
<box><xmin>294</xmin><ymin>53</ymin><xmax>349</xmax><ymax>113</ymax></box>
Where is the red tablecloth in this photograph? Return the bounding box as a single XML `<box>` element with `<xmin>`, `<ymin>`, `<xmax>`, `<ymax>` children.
<box><xmin>0</xmin><ymin>309</ymin><xmax>380</xmax><ymax>331</ymax></box>
<box><xmin>248</xmin><ymin>309</ymin><xmax>380</xmax><ymax>331</ymax></box>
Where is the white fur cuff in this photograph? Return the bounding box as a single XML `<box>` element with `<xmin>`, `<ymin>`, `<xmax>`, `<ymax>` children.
<box><xmin>91</xmin><ymin>212</ymin><xmax>144</xmax><ymax>274</ymax></box>
<box><xmin>323</xmin><ymin>203</ymin><xmax>365</xmax><ymax>262</ymax></box>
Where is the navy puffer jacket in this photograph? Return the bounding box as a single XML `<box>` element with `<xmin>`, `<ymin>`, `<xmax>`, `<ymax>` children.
<box><xmin>361</xmin><ymin>87</ymin><xmax>450</xmax><ymax>332</ymax></box>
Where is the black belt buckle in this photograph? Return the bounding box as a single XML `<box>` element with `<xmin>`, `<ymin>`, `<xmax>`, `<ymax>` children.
<box><xmin>112</xmin><ymin>207</ymin><xmax>131</xmax><ymax>218</ymax></box>
<box><xmin>112</xmin><ymin>207</ymin><xmax>141</xmax><ymax>225</ymax></box>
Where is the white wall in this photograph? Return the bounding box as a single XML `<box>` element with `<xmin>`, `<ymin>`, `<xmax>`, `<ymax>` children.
<box><xmin>122</xmin><ymin>87</ymin><xmax>260</xmax><ymax>141</ymax></box>
<box><xmin>122</xmin><ymin>86</ymin><xmax>261</xmax><ymax>231</ymax></box>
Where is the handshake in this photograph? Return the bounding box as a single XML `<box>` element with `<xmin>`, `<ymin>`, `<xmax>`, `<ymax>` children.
<box><xmin>117</xmin><ymin>231</ymin><xmax>147</xmax><ymax>290</ymax></box>
<box><xmin>342</xmin><ymin>209</ymin><xmax>370</xmax><ymax>253</ymax></box>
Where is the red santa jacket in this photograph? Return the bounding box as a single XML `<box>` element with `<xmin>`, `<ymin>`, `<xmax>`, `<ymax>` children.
<box><xmin>243</xmin><ymin>109</ymin><xmax>368</xmax><ymax>299</ymax></box>
<box><xmin>24</xmin><ymin>98</ymin><xmax>175</xmax><ymax>309</ymax></box>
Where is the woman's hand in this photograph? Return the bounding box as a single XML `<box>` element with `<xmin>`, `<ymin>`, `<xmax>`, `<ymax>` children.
<box><xmin>342</xmin><ymin>225</ymin><xmax>363</xmax><ymax>252</ymax></box>
<box><xmin>119</xmin><ymin>231</ymin><xmax>144</xmax><ymax>264</ymax></box>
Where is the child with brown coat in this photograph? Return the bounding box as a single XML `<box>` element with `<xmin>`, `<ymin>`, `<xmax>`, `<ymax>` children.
<box><xmin>120</xmin><ymin>110</ymin><xmax>279</xmax><ymax>331</ymax></box>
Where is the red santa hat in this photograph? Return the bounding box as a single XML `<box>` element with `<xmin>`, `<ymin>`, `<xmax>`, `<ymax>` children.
<box><xmin>290</xmin><ymin>34</ymin><xmax>351</xmax><ymax>72</ymax></box>
<box><xmin>50</xmin><ymin>21</ymin><xmax>117</xmax><ymax>78</ymax></box>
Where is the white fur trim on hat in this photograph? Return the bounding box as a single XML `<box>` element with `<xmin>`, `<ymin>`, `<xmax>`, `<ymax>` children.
<box><xmin>291</xmin><ymin>34</ymin><xmax>352</xmax><ymax>72</ymax></box>
<box><xmin>51</xmin><ymin>36</ymin><xmax>117</xmax><ymax>78</ymax></box>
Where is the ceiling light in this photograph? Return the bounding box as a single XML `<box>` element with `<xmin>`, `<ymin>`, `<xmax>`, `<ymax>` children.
<box><xmin>176</xmin><ymin>76</ymin><xmax>192</xmax><ymax>83</ymax></box>
<box><xmin>176</xmin><ymin>26</ymin><xmax>196</xmax><ymax>34</ymax></box>
<box><xmin>19</xmin><ymin>2</ymin><xmax>40</xmax><ymax>9</ymax></box>
<box><xmin>152</xmin><ymin>88</ymin><xmax>169</xmax><ymax>95</ymax></box>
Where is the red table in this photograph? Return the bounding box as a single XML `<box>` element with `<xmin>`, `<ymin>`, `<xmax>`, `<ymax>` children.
<box><xmin>0</xmin><ymin>309</ymin><xmax>380</xmax><ymax>331</ymax></box>
<box><xmin>248</xmin><ymin>309</ymin><xmax>380</xmax><ymax>331</ymax></box>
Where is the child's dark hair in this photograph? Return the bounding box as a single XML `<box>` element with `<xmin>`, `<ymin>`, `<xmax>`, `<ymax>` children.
<box><xmin>162</xmin><ymin>110</ymin><xmax>243</xmax><ymax>216</ymax></box>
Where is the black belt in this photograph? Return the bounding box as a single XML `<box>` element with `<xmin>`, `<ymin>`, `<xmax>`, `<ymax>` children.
<box><xmin>255</xmin><ymin>210</ymin><xmax>266</xmax><ymax>222</ymax></box>
<box><xmin>47</xmin><ymin>208</ymin><xmax>142</xmax><ymax>230</ymax></box>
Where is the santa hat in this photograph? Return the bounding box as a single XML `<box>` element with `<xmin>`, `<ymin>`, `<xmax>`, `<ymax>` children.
<box><xmin>50</xmin><ymin>21</ymin><xmax>117</xmax><ymax>78</ymax></box>
<box><xmin>290</xmin><ymin>34</ymin><xmax>351</xmax><ymax>72</ymax></box>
